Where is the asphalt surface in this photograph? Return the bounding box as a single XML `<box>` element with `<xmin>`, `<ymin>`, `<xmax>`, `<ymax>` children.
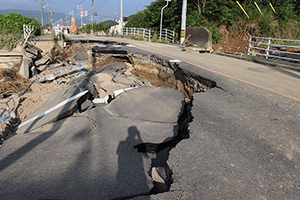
<box><xmin>1</xmin><ymin>35</ymin><xmax>300</xmax><ymax>200</ymax></box>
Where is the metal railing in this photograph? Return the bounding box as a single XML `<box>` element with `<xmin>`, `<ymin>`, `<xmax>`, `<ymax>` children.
<box><xmin>123</xmin><ymin>27</ymin><xmax>152</xmax><ymax>42</ymax></box>
<box><xmin>123</xmin><ymin>27</ymin><xmax>175</xmax><ymax>43</ymax></box>
<box><xmin>248</xmin><ymin>35</ymin><xmax>300</xmax><ymax>62</ymax></box>
<box><xmin>158</xmin><ymin>28</ymin><xmax>175</xmax><ymax>43</ymax></box>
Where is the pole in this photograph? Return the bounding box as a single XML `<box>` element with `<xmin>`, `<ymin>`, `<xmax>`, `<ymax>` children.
<box><xmin>254</xmin><ymin>1</ymin><xmax>263</xmax><ymax>15</ymax></box>
<box><xmin>92</xmin><ymin>0</ymin><xmax>94</xmax><ymax>33</ymax></box>
<box><xmin>47</xmin><ymin>3</ymin><xmax>51</xmax><ymax>29</ymax></box>
<box><xmin>236</xmin><ymin>1</ymin><xmax>250</xmax><ymax>19</ymax></box>
<box><xmin>120</xmin><ymin>0</ymin><xmax>123</xmax><ymax>34</ymax></box>
<box><xmin>160</xmin><ymin>0</ymin><xmax>170</xmax><ymax>41</ymax></box>
<box><xmin>180</xmin><ymin>0</ymin><xmax>187</xmax><ymax>44</ymax></box>
<box><xmin>41</xmin><ymin>0</ymin><xmax>44</xmax><ymax>27</ymax></box>
<box><xmin>269</xmin><ymin>3</ymin><xmax>276</xmax><ymax>13</ymax></box>
<box><xmin>81</xmin><ymin>4</ymin><xmax>83</xmax><ymax>28</ymax></box>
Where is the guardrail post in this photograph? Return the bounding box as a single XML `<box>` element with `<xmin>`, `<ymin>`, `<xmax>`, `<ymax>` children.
<box><xmin>172</xmin><ymin>31</ymin><xmax>174</xmax><ymax>43</ymax></box>
<box><xmin>165</xmin><ymin>29</ymin><xmax>168</xmax><ymax>41</ymax></box>
<box><xmin>143</xmin><ymin>29</ymin><xmax>145</xmax><ymax>40</ymax></box>
<box><xmin>266</xmin><ymin>37</ymin><xmax>271</xmax><ymax>59</ymax></box>
<box><xmin>133</xmin><ymin>27</ymin><xmax>136</xmax><ymax>36</ymax></box>
<box><xmin>248</xmin><ymin>35</ymin><xmax>252</xmax><ymax>55</ymax></box>
<box><xmin>149</xmin><ymin>30</ymin><xmax>151</xmax><ymax>42</ymax></box>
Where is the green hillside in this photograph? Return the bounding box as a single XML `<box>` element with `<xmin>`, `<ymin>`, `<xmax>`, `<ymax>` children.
<box><xmin>126</xmin><ymin>0</ymin><xmax>300</xmax><ymax>52</ymax></box>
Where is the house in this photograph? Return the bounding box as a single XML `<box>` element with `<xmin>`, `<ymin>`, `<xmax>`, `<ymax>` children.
<box><xmin>108</xmin><ymin>15</ymin><xmax>133</xmax><ymax>35</ymax></box>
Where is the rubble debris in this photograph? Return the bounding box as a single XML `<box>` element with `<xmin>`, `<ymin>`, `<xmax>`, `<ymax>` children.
<box><xmin>19</xmin><ymin>55</ymin><xmax>32</xmax><ymax>79</ymax></box>
<box><xmin>24</xmin><ymin>45</ymin><xmax>42</xmax><ymax>60</ymax></box>
<box><xmin>2</xmin><ymin>40</ymin><xmax>218</xmax><ymax>198</ymax></box>
<box><xmin>74</xmin><ymin>51</ymin><xmax>88</xmax><ymax>61</ymax></box>
<box><xmin>34</xmin><ymin>62</ymin><xmax>88</xmax><ymax>82</ymax></box>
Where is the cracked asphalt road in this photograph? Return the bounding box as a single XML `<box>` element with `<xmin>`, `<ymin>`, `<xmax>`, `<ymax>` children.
<box><xmin>1</xmin><ymin>35</ymin><xmax>300</xmax><ymax>199</ymax></box>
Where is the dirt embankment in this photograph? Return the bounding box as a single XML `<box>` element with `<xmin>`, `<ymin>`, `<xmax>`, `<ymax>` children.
<box><xmin>213</xmin><ymin>22</ymin><xmax>259</xmax><ymax>54</ymax></box>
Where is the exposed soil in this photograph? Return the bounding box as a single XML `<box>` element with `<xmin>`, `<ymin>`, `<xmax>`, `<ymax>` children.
<box><xmin>213</xmin><ymin>23</ymin><xmax>257</xmax><ymax>54</ymax></box>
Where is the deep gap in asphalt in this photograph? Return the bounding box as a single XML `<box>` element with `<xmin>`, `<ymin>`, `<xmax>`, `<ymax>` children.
<box><xmin>119</xmin><ymin>53</ymin><xmax>216</xmax><ymax>196</ymax></box>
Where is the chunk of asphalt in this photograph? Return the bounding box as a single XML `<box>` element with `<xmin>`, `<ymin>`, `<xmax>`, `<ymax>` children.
<box><xmin>16</xmin><ymin>79</ymin><xmax>95</xmax><ymax>134</ymax></box>
<box><xmin>92</xmin><ymin>45</ymin><xmax>127</xmax><ymax>54</ymax></box>
<box><xmin>105</xmin><ymin>86</ymin><xmax>184</xmax><ymax>124</ymax></box>
<box><xmin>74</xmin><ymin>51</ymin><xmax>88</xmax><ymax>61</ymax></box>
<box><xmin>0</xmin><ymin>85</ymin><xmax>184</xmax><ymax>199</ymax></box>
<box><xmin>24</xmin><ymin>45</ymin><xmax>42</xmax><ymax>60</ymax></box>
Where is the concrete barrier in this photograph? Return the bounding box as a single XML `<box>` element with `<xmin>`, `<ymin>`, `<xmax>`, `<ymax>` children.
<box><xmin>186</xmin><ymin>27</ymin><xmax>212</xmax><ymax>51</ymax></box>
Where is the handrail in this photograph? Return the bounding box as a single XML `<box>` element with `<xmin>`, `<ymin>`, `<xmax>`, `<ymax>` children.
<box><xmin>248</xmin><ymin>35</ymin><xmax>300</xmax><ymax>62</ymax></box>
<box><xmin>123</xmin><ymin>27</ymin><xmax>175</xmax><ymax>43</ymax></box>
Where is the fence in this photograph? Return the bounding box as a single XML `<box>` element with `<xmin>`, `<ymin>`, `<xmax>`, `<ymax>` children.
<box><xmin>123</xmin><ymin>27</ymin><xmax>175</xmax><ymax>43</ymax></box>
<box><xmin>158</xmin><ymin>28</ymin><xmax>175</xmax><ymax>43</ymax></box>
<box><xmin>248</xmin><ymin>35</ymin><xmax>300</xmax><ymax>62</ymax></box>
<box><xmin>123</xmin><ymin>27</ymin><xmax>152</xmax><ymax>42</ymax></box>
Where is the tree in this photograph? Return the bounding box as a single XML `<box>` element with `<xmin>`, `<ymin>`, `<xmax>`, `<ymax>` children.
<box><xmin>0</xmin><ymin>13</ymin><xmax>41</xmax><ymax>35</ymax></box>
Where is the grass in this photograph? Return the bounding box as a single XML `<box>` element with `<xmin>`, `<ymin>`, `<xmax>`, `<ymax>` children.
<box><xmin>247</xmin><ymin>55</ymin><xmax>255</xmax><ymax>62</ymax></box>
<box><xmin>0</xmin><ymin>34</ymin><xmax>21</xmax><ymax>50</ymax></box>
<box><xmin>0</xmin><ymin>68</ymin><xmax>30</xmax><ymax>95</ymax></box>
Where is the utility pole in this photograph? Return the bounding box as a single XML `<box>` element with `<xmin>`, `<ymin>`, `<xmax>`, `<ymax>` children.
<box><xmin>81</xmin><ymin>4</ymin><xmax>83</xmax><ymax>27</ymax></box>
<box><xmin>120</xmin><ymin>0</ymin><xmax>123</xmax><ymax>34</ymax></box>
<box><xmin>77</xmin><ymin>4</ymin><xmax>83</xmax><ymax>28</ymax></box>
<box><xmin>47</xmin><ymin>3</ymin><xmax>51</xmax><ymax>29</ymax></box>
<box><xmin>92</xmin><ymin>0</ymin><xmax>94</xmax><ymax>33</ymax></box>
<box><xmin>41</xmin><ymin>0</ymin><xmax>44</xmax><ymax>27</ymax></box>
<box><xmin>180</xmin><ymin>0</ymin><xmax>187</xmax><ymax>44</ymax></box>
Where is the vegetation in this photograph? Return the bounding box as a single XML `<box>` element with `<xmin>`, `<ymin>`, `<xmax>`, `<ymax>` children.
<box><xmin>126</xmin><ymin>0</ymin><xmax>300</xmax><ymax>44</ymax></box>
<box><xmin>75</xmin><ymin>22</ymin><xmax>109</xmax><ymax>35</ymax></box>
<box><xmin>0</xmin><ymin>13</ymin><xmax>41</xmax><ymax>50</ymax></box>
<box><xmin>0</xmin><ymin>13</ymin><xmax>41</xmax><ymax>35</ymax></box>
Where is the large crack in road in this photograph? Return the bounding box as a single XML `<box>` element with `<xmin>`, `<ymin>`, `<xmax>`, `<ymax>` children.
<box><xmin>92</xmin><ymin>52</ymin><xmax>217</xmax><ymax>198</ymax></box>
<box><xmin>1</xmin><ymin>41</ymin><xmax>217</xmax><ymax>199</ymax></box>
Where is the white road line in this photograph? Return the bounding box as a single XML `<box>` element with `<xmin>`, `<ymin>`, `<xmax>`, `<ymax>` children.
<box><xmin>18</xmin><ymin>90</ymin><xmax>89</xmax><ymax>129</ymax></box>
<box><xmin>169</xmin><ymin>60</ymin><xmax>182</xmax><ymax>63</ymax></box>
<box><xmin>126</xmin><ymin>44</ymin><xmax>136</xmax><ymax>47</ymax></box>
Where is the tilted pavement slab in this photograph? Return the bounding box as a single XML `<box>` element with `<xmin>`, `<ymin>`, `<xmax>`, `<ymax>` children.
<box><xmin>16</xmin><ymin>79</ymin><xmax>93</xmax><ymax>134</ymax></box>
<box><xmin>0</xmin><ymin>86</ymin><xmax>184</xmax><ymax>200</ymax></box>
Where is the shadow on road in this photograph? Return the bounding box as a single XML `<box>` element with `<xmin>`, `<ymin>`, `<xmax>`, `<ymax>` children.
<box><xmin>113</xmin><ymin>126</ymin><xmax>150</xmax><ymax>200</ymax></box>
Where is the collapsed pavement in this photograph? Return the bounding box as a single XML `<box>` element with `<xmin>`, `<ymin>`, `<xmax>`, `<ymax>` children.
<box><xmin>0</xmin><ymin>41</ymin><xmax>216</xmax><ymax>199</ymax></box>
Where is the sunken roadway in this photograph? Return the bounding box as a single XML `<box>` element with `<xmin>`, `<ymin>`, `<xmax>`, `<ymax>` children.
<box><xmin>1</xmin><ymin>35</ymin><xmax>300</xmax><ymax>200</ymax></box>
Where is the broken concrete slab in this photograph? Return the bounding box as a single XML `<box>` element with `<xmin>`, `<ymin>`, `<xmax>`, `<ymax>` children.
<box><xmin>186</xmin><ymin>27</ymin><xmax>212</xmax><ymax>51</ymax></box>
<box><xmin>89</xmin><ymin>62</ymin><xmax>145</xmax><ymax>98</ymax></box>
<box><xmin>24</xmin><ymin>45</ymin><xmax>42</xmax><ymax>60</ymax></box>
<box><xmin>34</xmin><ymin>62</ymin><xmax>87</xmax><ymax>82</ymax></box>
<box><xmin>0</xmin><ymin>52</ymin><xmax>23</xmax><ymax>70</ymax></box>
<box><xmin>19</xmin><ymin>55</ymin><xmax>31</xmax><ymax>79</ymax></box>
<box><xmin>74</xmin><ymin>51</ymin><xmax>88</xmax><ymax>61</ymax></box>
<box><xmin>0</xmin><ymin>83</ymin><xmax>185</xmax><ymax>199</ymax></box>
<box><xmin>105</xmin><ymin>86</ymin><xmax>184</xmax><ymax>124</ymax></box>
<box><xmin>34</xmin><ymin>56</ymin><xmax>50</xmax><ymax>67</ymax></box>
<box><xmin>16</xmin><ymin>79</ymin><xmax>94</xmax><ymax>133</ymax></box>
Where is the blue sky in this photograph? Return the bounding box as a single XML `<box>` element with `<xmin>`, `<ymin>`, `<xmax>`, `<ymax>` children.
<box><xmin>0</xmin><ymin>0</ymin><xmax>152</xmax><ymax>21</ymax></box>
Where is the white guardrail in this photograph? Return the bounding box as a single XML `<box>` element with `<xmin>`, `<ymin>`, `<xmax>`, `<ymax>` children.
<box><xmin>248</xmin><ymin>35</ymin><xmax>300</xmax><ymax>62</ymax></box>
<box><xmin>123</xmin><ymin>27</ymin><xmax>175</xmax><ymax>43</ymax></box>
